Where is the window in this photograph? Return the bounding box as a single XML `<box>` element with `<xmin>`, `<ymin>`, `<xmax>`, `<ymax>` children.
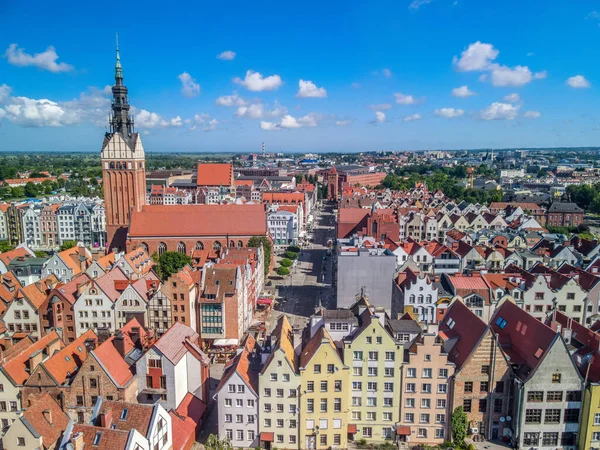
<box><xmin>264</xmin><ymin>419</ymin><xmax>271</xmax><ymax>427</ymax></box>
<box><xmin>354</xmin><ymin>351</ymin><xmax>363</xmax><ymax>360</ymax></box>
<box><xmin>225</xmin><ymin>414</ymin><xmax>232</xmax><ymax>423</ymax></box>
<box><xmin>478</xmin><ymin>399</ymin><xmax>487</xmax><ymax>413</ymax></box>
<box><xmin>282</xmin><ymin>374</ymin><xmax>290</xmax><ymax>382</ymax></box>
<box><xmin>405</xmin><ymin>398</ymin><xmax>415</xmax><ymax>408</ymax></box>
<box><xmin>368</xmin><ymin>367</ymin><xmax>378</xmax><ymax>376</ymax></box>
<box><xmin>405</xmin><ymin>413</ymin><xmax>415</xmax><ymax>423</ymax></box>
<box><xmin>226</xmin><ymin>429</ymin><xmax>233</xmax><ymax>440</ymax></box>
<box><xmin>237</xmin><ymin>385</ymin><xmax>245</xmax><ymax>393</ymax></box>
<box><xmin>437</xmin><ymin>399</ymin><xmax>446</xmax><ymax>409</ymax></box>
<box><xmin>236</xmin><ymin>430</ymin><xmax>244</xmax><ymax>441</ymax></box>
<box><xmin>383</xmin><ymin>412</ymin><xmax>393</xmax><ymax>421</ymax></box>
<box><xmin>334</xmin><ymin>380</ymin><xmax>342</xmax><ymax>391</ymax></box>
<box><xmin>567</xmin><ymin>390</ymin><xmax>582</xmax><ymax>402</ymax></box>
<box><xmin>353</xmin><ymin>367</ymin><xmax>362</xmax><ymax>376</ymax></box>
<box><xmin>368</xmin><ymin>351</ymin><xmax>378</xmax><ymax>360</ymax></box>
<box><xmin>248</xmin><ymin>430</ymin><xmax>255</xmax><ymax>441</ymax></box>
<box><xmin>564</xmin><ymin>409</ymin><xmax>580</xmax><ymax>423</ymax></box>
<box><xmin>464</xmin><ymin>382</ymin><xmax>473</xmax><ymax>393</ymax></box>
<box><xmin>248</xmin><ymin>415</ymin><xmax>255</xmax><ymax>424</ymax></box>
<box><xmin>494</xmin><ymin>398</ymin><xmax>503</xmax><ymax>413</ymax></box>
<box><xmin>552</xmin><ymin>373</ymin><xmax>561</xmax><ymax>383</ymax></box>
<box><xmin>368</xmin><ymin>382</ymin><xmax>377</xmax><ymax>391</ymax></box>
<box><xmin>320</xmin><ymin>398</ymin><xmax>327</xmax><ymax>412</ymax></box>
<box><xmin>527</xmin><ymin>391</ymin><xmax>543</xmax><ymax>402</ymax></box>
<box><xmin>353</xmin><ymin>381</ymin><xmax>362</xmax><ymax>390</ymax></box>
<box><xmin>307</xmin><ymin>381</ymin><xmax>314</xmax><ymax>392</ymax></box>
<box><xmin>362</xmin><ymin>427</ymin><xmax>372</xmax><ymax>438</ymax></box>
<box><xmin>384</xmin><ymin>382</ymin><xmax>393</xmax><ymax>392</ymax></box>
<box><xmin>422</xmin><ymin>383</ymin><xmax>431</xmax><ymax>393</ymax></box>
<box><xmin>270</xmin><ymin>373</ymin><xmax>277</xmax><ymax>381</ymax></box>
<box><xmin>314</xmin><ymin>364</ymin><xmax>321</xmax><ymax>374</ymax></box>
<box><xmin>327</xmin><ymin>363</ymin><xmax>335</xmax><ymax>373</ymax></box>
<box><xmin>525</xmin><ymin>409</ymin><xmax>542</xmax><ymax>424</ymax></box>
<box><xmin>463</xmin><ymin>399</ymin><xmax>472</xmax><ymax>413</ymax></box>
<box><xmin>264</xmin><ymin>403</ymin><xmax>271</xmax><ymax>413</ymax></box>
<box><xmin>406</xmin><ymin>383</ymin><xmax>416</xmax><ymax>393</ymax></box>
<box><xmin>319</xmin><ymin>381</ymin><xmax>327</xmax><ymax>392</ymax></box>
<box><xmin>320</xmin><ymin>435</ymin><xmax>327</xmax><ymax>446</ymax></box>
<box><xmin>228</xmin><ymin>385</ymin><xmax>235</xmax><ymax>393</ymax></box>
<box><xmin>438</xmin><ymin>384</ymin><xmax>447</xmax><ymax>394</ymax></box>
<box><xmin>423</xmin><ymin>368</ymin><xmax>432</xmax><ymax>378</ymax></box>
<box><xmin>495</xmin><ymin>317</ymin><xmax>507</xmax><ymax>328</ymax></box>
<box><xmin>547</xmin><ymin>391</ymin><xmax>563</xmax><ymax>402</ymax></box>
<box><xmin>535</xmin><ymin>292</ymin><xmax>544</xmax><ymax>300</ymax></box>
<box><xmin>418</xmin><ymin>428</ymin><xmax>427</xmax><ymax>438</ymax></box>
<box><xmin>435</xmin><ymin>429</ymin><xmax>445</xmax><ymax>439</ymax></box>
<box><xmin>439</xmin><ymin>368</ymin><xmax>448</xmax><ymax>378</ymax></box>
<box><xmin>290</xmin><ymin>419</ymin><xmax>297</xmax><ymax>428</ymax></box>
<box><xmin>334</xmin><ymin>398</ymin><xmax>341</xmax><ymax>412</ymax></box>
<box><xmin>90</xmin><ymin>378</ymin><xmax>97</xmax><ymax>389</ymax></box>
<box><xmin>481</xmin><ymin>365</ymin><xmax>490</xmax><ymax>374</ymax></box>
<box><xmin>523</xmin><ymin>432</ymin><xmax>539</xmax><ymax>446</ymax></box>
<box><xmin>17</xmin><ymin>437</ymin><xmax>26</xmax><ymax>446</ymax></box>
<box><xmin>277</xmin><ymin>419</ymin><xmax>284</xmax><ymax>428</ymax></box>
<box><xmin>421</xmin><ymin>398</ymin><xmax>431</xmax><ymax>408</ymax></box>
<box><xmin>264</xmin><ymin>388</ymin><xmax>271</xmax><ymax>397</ymax></box>
<box><xmin>224</xmin><ymin>399</ymin><xmax>232</xmax><ymax>407</ymax></box>
<box><xmin>407</xmin><ymin>368</ymin><xmax>416</xmax><ymax>378</ymax></box>
<box><xmin>385</xmin><ymin>351</ymin><xmax>395</xmax><ymax>361</ymax></box>
<box><xmin>276</xmin><ymin>388</ymin><xmax>284</xmax><ymax>398</ymax></box>
<box><xmin>367</xmin><ymin>412</ymin><xmax>376</xmax><ymax>421</ymax></box>
<box><xmin>236</xmin><ymin>414</ymin><xmax>243</xmax><ymax>423</ymax></box>
<box><xmin>306</xmin><ymin>399</ymin><xmax>314</xmax><ymax>413</ymax></box>
<box><xmin>480</xmin><ymin>381</ymin><xmax>488</xmax><ymax>392</ymax></box>
<box><xmin>76</xmin><ymin>395</ymin><xmax>84</xmax><ymax>406</ymax></box>
<box><xmin>542</xmin><ymin>432</ymin><xmax>558</xmax><ymax>446</ymax></box>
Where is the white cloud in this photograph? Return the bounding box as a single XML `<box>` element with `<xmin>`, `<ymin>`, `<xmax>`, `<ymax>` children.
<box><xmin>394</xmin><ymin>93</ymin><xmax>417</xmax><ymax>105</ymax></box>
<box><xmin>490</xmin><ymin>64</ymin><xmax>532</xmax><ymax>87</ymax></box>
<box><xmin>402</xmin><ymin>113</ymin><xmax>421</xmax><ymax>122</ymax></box>
<box><xmin>503</xmin><ymin>93</ymin><xmax>521</xmax><ymax>103</ymax></box>
<box><xmin>351</xmin><ymin>82</ymin><xmax>361</xmax><ymax>89</ymax></box>
<box><xmin>480</xmin><ymin>102</ymin><xmax>519</xmax><ymax>120</ymax></box>
<box><xmin>478</xmin><ymin>74</ymin><xmax>488</xmax><ymax>82</ymax></box>
<box><xmin>260</xmin><ymin>113</ymin><xmax>320</xmax><ymax>131</ymax></box>
<box><xmin>409</xmin><ymin>0</ymin><xmax>433</xmax><ymax>9</ymax></box>
<box><xmin>374</xmin><ymin>111</ymin><xmax>386</xmax><ymax>123</ymax></box>
<box><xmin>567</xmin><ymin>75</ymin><xmax>591</xmax><ymax>88</ymax></box>
<box><xmin>382</xmin><ymin>68</ymin><xmax>392</xmax><ymax>78</ymax></box>
<box><xmin>235</xmin><ymin>102</ymin><xmax>287</xmax><ymax>119</ymax></box>
<box><xmin>215</xmin><ymin>92</ymin><xmax>246</xmax><ymax>107</ymax></box>
<box><xmin>586</xmin><ymin>11</ymin><xmax>600</xmax><ymax>20</ymax></box>
<box><xmin>217</xmin><ymin>50</ymin><xmax>236</xmax><ymax>60</ymax></box>
<box><xmin>178</xmin><ymin>72</ymin><xmax>200</xmax><ymax>98</ymax></box>
<box><xmin>369</xmin><ymin>103</ymin><xmax>392</xmax><ymax>111</ymax></box>
<box><xmin>4</xmin><ymin>43</ymin><xmax>73</xmax><ymax>73</ymax></box>
<box><xmin>234</xmin><ymin>70</ymin><xmax>282</xmax><ymax>91</ymax></box>
<box><xmin>453</xmin><ymin>41</ymin><xmax>498</xmax><ymax>71</ymax></box>
<box><xmin>134</xmin><ymin>109</ymin><xmax>183</xmax><ymax>129</ymax></box>
<box><xmin>524</xmin><ymin>110</ymin><xmax>541</xmax><ymax>119</ymax></box>
<box><xmin>191</xmin><ymin>113</ymin><xmax>218</xmax><ymax>131</ymax></box>
<box><xmin>0</xmin><ymin>84</ymin><xmax>12</xmax><ymax>104</ymax></box>
<box><xmin>452</xmin><ymin>85</ymin><xmax>476</xmax><ymax>97</ymax></box>
<box><xmin>336</xmin><ymin>119</ymin><xmax>352</xmax><ymax>126</ymax></box>
<box><xmin>454</xmin><ymin>41</ymin><xmax>545</xmax><ymax>88</ymax></box>
<box><xmin>3</xmin><ymin>97</ymin><xmax>79</xmax><ymax>127</ymax></box>
<box><xmin>297</xmin><ymin>79</ymin><xmax>327</xmax><ymax>98</ymax></box>
<box><xmin>434</xmin><ymin>108</ymin><xmax>464</xmax><ymax>118</ymax></box>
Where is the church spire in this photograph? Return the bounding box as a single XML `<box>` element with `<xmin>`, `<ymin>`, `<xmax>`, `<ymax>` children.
<box><xmin>109</xmin><ymin>34</ymin><xmax>134</xmax><ymax>138</ymax></box>
<box><xmin>115</xmin><ymin>33</ymin><xmax>123</xmax><ymax>83</ymax></box>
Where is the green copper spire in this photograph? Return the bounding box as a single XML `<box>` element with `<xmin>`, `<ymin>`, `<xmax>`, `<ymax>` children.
<box><xmin>115</xmin><ymin>32</ymin><xmax>123</xmax><ymax>80</ymax></box>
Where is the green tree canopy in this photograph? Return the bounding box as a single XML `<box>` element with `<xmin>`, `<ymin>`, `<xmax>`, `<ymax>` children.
<box><xmin>205</xmin><ymin>434</ymin><xmax>233</xmax><ymax>450</ymax></box>
<box><xmin>0</xmin><ymin>241</ymin><xmax>13</xmax><ymax>253</ymax></box>
<box><xmin>153</xmin><ymin>251</ymin><xmax>192</xmax><ymax>280</ymax></box>
<box><xmin>247</xmin><ymin>236</ymin><xmax>272</xmax><ymax>276</ymax></box>
<box><xmin>451</xmin><ymin>406</ymin><xmax>468</xmax><ymax>444</ymax></box>
<box><xmin>59</xmin><ymin>240</ymin><xmax>78</xmax><ymax>251</ymax></box>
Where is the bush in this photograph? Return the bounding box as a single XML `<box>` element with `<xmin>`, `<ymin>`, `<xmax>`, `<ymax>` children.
<box><xmin>248</xmin><ymin>236</ymin><xmax>273</xmax><ymax>277</ymax></box>
<box><xmin>467</xmin><ymin>444</ymin><xmax>475</xmax><ymax>450</ymax></box>
<box><xmin>284</xmin><ymin>251</ymin><xmax>298</xmax><ymax>260</ymax></box>
<box><xmin>357</xmin><ymin>439</ymin><xmax>367</xmax><ymax>448</ymax></box>
<box><xmin>287</xmin><ymin>245</ymin><xmax>301</xmax><ymax>253</ymax></box>
<box><xmin>276</xmin><ymin>266</ymin><xmax>290</xmax><ymax>276</ymax></box>
<box><xmin>451</xmin><ymin>406</ymin><xmax>468</xmax><ymax>444</ymax></box>
<box><xmin>59</xmin><ymin>240</ymin><xmax>78</xmax><ymax>252</ymax></box>
<box><xmin>280</xmin><ymin>258</ymin><xmax>293</xmax><ymax>267</ymax></box>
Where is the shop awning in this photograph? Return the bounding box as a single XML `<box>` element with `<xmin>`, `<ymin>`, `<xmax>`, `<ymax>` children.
<box><xmin>397</xmin><ymin>426</ymin><xmax>411</xmax><ymax>435</ymax></box>
<box><xmin>261</xmin><ymin>432</ymin><xmax>274</xmax><ymax>442</ymax></box>
<box><xmin>257</xmin><ymin>298</ymin><xmax>273</xmax><ymax>306</ymax></box>
<box><xmin>213</xmin><ymin>339</ymin><xmax>239</xmax><ymax>347</ymax></box>
<box><xmin>347</xmin><ymin>424</ymin><xmax>357</xmax><ymax>434</ymax></box>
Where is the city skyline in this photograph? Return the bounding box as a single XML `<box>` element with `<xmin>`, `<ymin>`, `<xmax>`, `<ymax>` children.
<box><xmin>0</xmin><ymin>0</ymin><xmax>599</xmax><ymax>153</ymax></box>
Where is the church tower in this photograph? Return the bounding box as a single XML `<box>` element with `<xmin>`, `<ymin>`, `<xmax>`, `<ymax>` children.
<box><xmin>101</xmin><ymin>36</ymin><xmax>147</xmax><ymax>251</ymax></box>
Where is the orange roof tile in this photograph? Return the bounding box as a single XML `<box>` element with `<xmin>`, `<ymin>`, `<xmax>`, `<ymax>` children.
<box><xmin>197</xmin><ymin>163</ymin><xmax>233</xmax><ymax>187</ymax></box>
<box><xmin>40</xmin><ymin>330</ymin><xmax>97</xmax><ymax>385</ymax></box>
<box><xmin>128</xmin><ymin>204</ymin><xmax>267</xmax><ymax>238</ymax></box>
<box><xmin>20</xmin><ymin>393</ymin><xmax>70</xmax><ymax>447</ymax></box>
<box><xmin>92</xmin><ymin>341</ymin><xmax>134</xmax><ymax>387</ymax></box>
<box><xmin>0</xmin><ymin>247</ymin><xmax>31</xmax><ymax>267</ymax></box>
<box><xmin>71</xmin><ymin>425</ymin><xmax>129</xmax><ymax>450</ymax></box>
<box><xmin>2</xmin><ymin>331</ymin><xmax>62</xmax><ymax>385</ymax></box>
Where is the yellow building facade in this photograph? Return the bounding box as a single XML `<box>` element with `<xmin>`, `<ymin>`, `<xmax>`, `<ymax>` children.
<box><xmin>580</xmin><ymin>382</ymin><xmax>600</xmax><ymax>450</ymax></box>
<box><xmin>299</xmin><ymin>327</ymin><xmax>350</xmax><ymax>449</ymax></box>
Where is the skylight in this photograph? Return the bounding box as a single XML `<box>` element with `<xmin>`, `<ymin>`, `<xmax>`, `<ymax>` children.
<box><xmin>495</xmin><ymin>317</ymin><xmax>507</xmax><ymax>329</ymax></box>
<box><xmin>120</xmin><ymin>408</ymin><xmax>128</xmax><ymax>420</ymax></box>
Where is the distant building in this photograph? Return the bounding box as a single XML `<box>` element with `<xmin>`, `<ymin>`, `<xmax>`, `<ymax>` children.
<box><xmin>336</xmin><ymin>245</ymin><xmax>396</xmax><ymax>312</ymax></box>
<box><xmin>546</xmin><ymin>202</ymin><xmax>584</xmax><ymax>228</ymax></box>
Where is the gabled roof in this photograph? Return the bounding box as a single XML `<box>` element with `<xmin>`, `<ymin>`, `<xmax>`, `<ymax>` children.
<box><xmin>1</xmin><ymin>331</ymin><xmax>62</xmax><ymax>385</ymax></box>
<box><xmin>154</xmin><ymin>322</ymin><xmax>205</xmax><ymax>365</ymax></box>
<box><xmin>56</xmin><ymin>246</ymin><xmax>91</xmax><ymax>275</ymax></box>
<box><xmin>0</xmin><ymin>272</ymin><xmax>22</xmax><ymax>307</ymax></box>
<box><xmin>52</xmin><ymin>273</ymin><xmax>91</xmax><ymax>306</ymax></box>
<box><xmin>299</xmin><ymin>326</ymin><xmax>340</xmax><ymax>369</ymax></box>
<box><xmin>490</xmin><ymin>300</ymin><xmax>557</xmax><ymax>381</ymax></box>
<box><xmin>14</xmin><ymin>274</ymin><xmax>59</xmax><ymax>311</ymax></box>
<box><xmin>215</xmin><ymin>335</ymin><xmax>260</xmax><ymax>395</ymax></box>
<box><xmin>37</xmin><ymin>329</ymin><xmax>97</xmax><ymax>385</ymax></box>
<box><xmin>96</xmin><ymin>400</ymin><xmax>155</xmax><ymax>436</ymax></box>
<box><xmin>19</xmin><ymin>393</ymin><xmax>70</xmax><ymax>447</ymax></box>
<box><xmin>438</xmin><ymin>300</ymin><xmax>487</xmax><ymax>370</ymax></box>
<box><xmin>262</xmin><ymin>315</ymin><xmax>297</xmax><ymax>374</ymax></box>
<box><xmin>0</xmin><ymin>247</ymin><xmax>32</xmax><ymax>267</ymax></box>
<box><xmin>71</xmin><ymin>424</ymin><xmax>130</xmax><ymax>450</ymax></box>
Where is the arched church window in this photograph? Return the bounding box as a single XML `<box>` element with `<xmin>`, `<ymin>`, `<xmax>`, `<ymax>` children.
<box><xmin>140</xmin><ymin>242</ymin><xmax>149</xmax><ymax>253</ymax></box>
<box><xmin>213</xmin><ymin>241</ymin><xmax>222</xmax><ymax>250</ymax></box>
<box><xmin>158</xmin><ymin>242</ymin><xmax>167</xmax><ymax>256</ymax></box>
<box><xmin>238</xmin><ymin>241</ymin><xmax>243</xmax><ymax>248</ymax></box>
<box><xmin>178</xmin><ymin>242</ymin><xmax>186</xmax><ymax>255</ymax></box>
<box><xmin>195</xmin><ymin>241</ymin><xmax>204</xmax><ymax>250</ymax></box>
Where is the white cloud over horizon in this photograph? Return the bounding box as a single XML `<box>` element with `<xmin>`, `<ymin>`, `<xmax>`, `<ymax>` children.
<box><xmin>4</xmin><ymin>43</ymin><xmax>74</xmax><ymax>73</ymax></box>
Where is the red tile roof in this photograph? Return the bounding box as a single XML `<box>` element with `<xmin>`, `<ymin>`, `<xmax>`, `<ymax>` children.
<box><xmin>20</xmin><ymin>393</ymin><xmax>70</xmax><ymax>448</ymax></box>
<box><xmin>216</xmin><ymin>335</ymin><xmax>259</xmax><ymax>394</ymax></box>
<box><xmin>197</xmin><ymin>163</ymin><xmax>233</xmax><ymax>187</ymax></box>
<box><xmin>0</xmin><ymin>247</ymin><xmax>32</xmax><ymax>267</ymax></box>
<box><xmin>39</xmin><ymin>329</ymin><xmax>97</xmax><ymax>385</ymax></box>
<box><xmin>97</xmin><ymin>400</ymin><xmax>154</xmax><ymax>436</ymax></box>
<box><xmin>52</xmin><ymin>273</ymin><xmax>91</xmax><ymax>306</ymax></box>
<box><xmin>128</xmin><ymin>204</ymin><xmax>267</xmax><ymax>237</ymax></box>
<box><xmin>71</xmin><ymin>425</ymin><xmax>129</xmax><ymax>450</ymax></box>
<box><xmin>154</xmin><ymin>322</ymin><xmax>201</xmax><ymax>365</ymax></box>
<box><xmin>2</xmin><ymin>331</ymin><xmax>62</xmax><ymax>385</ymax></box>
<box><xmin>438</xmin><ymin>300</ymin><xmax>487</xmax><ymax>370</ymax></box>
<box><xmin>169</xmin><ymin>411</ymin><xmax>196</xmax><ymax>450</ymax></box>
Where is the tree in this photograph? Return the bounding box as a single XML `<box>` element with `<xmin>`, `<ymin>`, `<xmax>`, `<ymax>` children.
<box><xmin>451</xmin><ymin>406</ymin><xmax>468</xmax><ymax>444</ymax></box>
<box><xmin>205</xmin><ymin>434</ymin><xmax>233</xmax><ymax>450</ymax></box>
<box><xmin>59</xmin><ymin>240</ymin><xmax>78</xmax><ymax>251</ymax></box>
<box><xmin>295</xmin><ymin>174</ymin><xmax>304</xmax><ymax>184</ymax></box>
<box><xmin>0</xmin><ymin>241</ymin><xmax>13</xmax><ymax>253</ymax></box>
<box><xmin>284</xmin><ymin>251</ymin><xmax>298</xmax><ymax>260</ymax></box>
<box><xmin>24</xmin><ymin>182</ymin><xmax>38</xmax><ymax>198</ymax></box>
<box><xmin>276</xmin><ymin>266</ymin><xmax>290</xmax><ymax>276</ymax></box>
<box><xmin>248</xmin><ymin>236</ymin><xmax>272</xmax><ymax>277</ymax></box>
<box><xmin>34</xmin><ymin>251</ymin><xmax>49</xmax><ymax>258</ymax></box>
<box><xmin>280</xmin><ymin>258</ymin><xmax>293</xmax><ymax>267</ymax></box>
<box><xmin>155</xmin><ymin>251</ymin><xmax>192</xmax><ymax>280</ymax></box>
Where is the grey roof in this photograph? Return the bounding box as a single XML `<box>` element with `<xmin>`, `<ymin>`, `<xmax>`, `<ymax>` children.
<box><xmin>386</xmin><ymin>318</ymin><xmax>422</xmax><ymax>334</ymax></box>
<box><xmin>548</xmin><ymin>202</ymin><xmax>583</xmax><ymax>213</ymax></box>
<box><xmin>321</xmin><ymin>309</ymin><xmax>358</xmax><ymax>321</ymax></box>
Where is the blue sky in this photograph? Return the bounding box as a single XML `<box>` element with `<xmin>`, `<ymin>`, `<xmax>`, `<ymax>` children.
<box><xmin>0</xmin><ymin>0</ymin><xmax>599</xmax><ymax>153</ymax></box>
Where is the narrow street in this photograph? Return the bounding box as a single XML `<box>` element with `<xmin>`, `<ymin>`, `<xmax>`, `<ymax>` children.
<box><xmin>267</xmin><ymin>202</ymin><xmax>336</xmax><ymax>331</ymax></box>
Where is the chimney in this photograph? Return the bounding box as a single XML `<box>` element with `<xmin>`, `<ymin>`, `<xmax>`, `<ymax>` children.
<box><xmin>98</xmin><ymin>410</ymin><xmax>113</xmax><ymax>429</ymax></box>
<box><xmin>292</xmin><ymin>326</ymin><xmax>303</xmax><ymax>356</ymax></box>
<box><xmin>28</xmin><ymin>350</ymin><xmax>44</xmax><ymax>372</ymax></box>
<box><xmin>130</xmin><ymin>327</ymin><xmax>141</xmax><ymax>348</ymax></box>
<box><xmin>42</xmin><ymin>409</ymin><xmax>53</xmax><ymax>424</ymax></box>
<box><xmin>113</xmin><ymin>331</ymin><xmax>126</xmax><ymax>358</ymax></box>
<box><xmin>71</xmin><ymin>432</ymin><xmax>84</xmax><ymax>450</ymax></box>
<box><xmin>78</xmin><ymin>246</ymin><xmax>88</xmax><ymax>272</ymax></box>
